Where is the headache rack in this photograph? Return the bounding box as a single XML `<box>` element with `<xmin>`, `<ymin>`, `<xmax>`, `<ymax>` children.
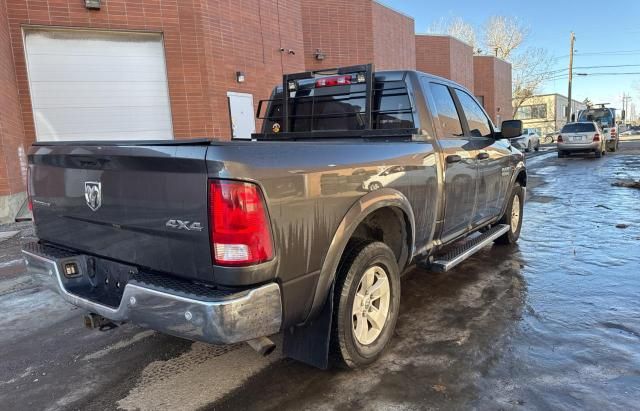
<box><xmin>253</xmin><ymin>64</ymin><xmax>418</xmax><ymax>140</ymax></box>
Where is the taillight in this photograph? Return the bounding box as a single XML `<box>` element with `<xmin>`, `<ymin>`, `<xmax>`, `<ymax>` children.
<box><xmin>557</xmin><ymin>135</ymin><xmax>563</xmax><ymax>142</ymax></box>
<box><xmin>611</xmin><ymin>128</ymin><xmax>617</xmax><ymax>138</ymax></box>
<box><xmin>209</xmin><ymin>180</ymin><xmax>273</xmax><ymax>266</ymax></box>
<box><xmin>593</xmin><ymin>133</ymin><xmax>600</xmax><ymax>142</ymax></box>
<box><xmin>315</xmin><ymin>75</ymin><xmax>352</xmax><ymax>88</ymax></box>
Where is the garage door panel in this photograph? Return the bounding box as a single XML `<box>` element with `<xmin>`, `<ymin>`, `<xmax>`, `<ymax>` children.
<box><xmin>26</xmin><ymin>55</ymin><xmax>168</xmax><ymax>83</ymax></box>
<box><xmin>33</xmin><ymin>106</ymin><xmax>172</xmax><ymax>141</ymax></box>
<box><xmin>25</xmin><ymin>30</ymin><xmax>164</xmax><ymax>57</ymax></box>
<box><xmin>24</xmin><ymin>28</ymin><xmax>173</xmax><ymax>142</ymax></box>
<box><xmin>30</xmin><ymin>82</ymin><xmax>170</xmax><ymax>109</ymax></box>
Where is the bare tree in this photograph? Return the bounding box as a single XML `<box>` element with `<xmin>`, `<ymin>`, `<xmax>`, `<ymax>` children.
<box><xmin>510</xmin><ymin>47</ymin><xmax>555</xmax><ymax>117</ymax></box>
<box><xmin>427</xmin><ymin>17</ymin><xmax>477</xmax><ymax>51</ymax></box>
<box><xmin>483</xmin><ymin>16</ymin><xmax>528</xmax><ymax>60</ymax></box>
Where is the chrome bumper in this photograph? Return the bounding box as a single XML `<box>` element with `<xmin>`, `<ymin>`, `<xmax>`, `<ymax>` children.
<box><xmin>22</xmin><ymin>242</ymin><xmax>282</xmax><ymax>344</ymax></box>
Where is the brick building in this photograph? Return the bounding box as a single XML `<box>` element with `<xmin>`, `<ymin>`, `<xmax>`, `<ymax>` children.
<box><xmin>0</xmin><ymin>0</ymin><xmax>511</xmax><ymax>222</ymax></box>
<box><xmin>301</xmin><ymin>0</ymin><xmax>415</xmax><ymax>71</ymax></box>
<box><xmin>415</xmin><ymin>35</ymin><xmax>474</xmax><ymax>91</ymax></box>
<box><xmin>473</xmin><ymin>55</ymin><xmax>513</xmax><ymax>125</ymax></box>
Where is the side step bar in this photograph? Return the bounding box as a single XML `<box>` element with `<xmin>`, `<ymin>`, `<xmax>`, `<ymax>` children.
<box><xmin>429</xmin><ymin>224</ymin><xmax>510</xmax><ymax>272</ymax></box>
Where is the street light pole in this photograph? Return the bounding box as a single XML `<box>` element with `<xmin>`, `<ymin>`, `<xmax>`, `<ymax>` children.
<box><xmin>567</xmin><ymin>32</ymin><xmax>576</xmax><ymax>123</ymax></box>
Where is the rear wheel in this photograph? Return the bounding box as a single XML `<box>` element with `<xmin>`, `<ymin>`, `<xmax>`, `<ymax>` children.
<box><xmin>534</xmin><ymin>141</ymin><xmax>540</xmax><ymax>152</ymax></box>
<box><xmin>495</xmin><ymin>182</ymin><xmax>524</xmax><ymax>245</ymax></box>
<box><xmin>526</xmin><ymin>141</ymin><xmax>532</xmax><ymax>152</ymax></box>
<box><xmin>595</xmin><ymin>147</ymin><xmax>602</xmax><ymax>158</ymax></box>
<box><xmin>331</xmin><ymin>241</ymin><xmax>400</xmax><ymax>369</ymax></box>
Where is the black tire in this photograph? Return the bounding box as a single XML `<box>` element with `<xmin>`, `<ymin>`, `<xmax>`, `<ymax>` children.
<box><xmin>495</xmin><ymin>182</ymin><xmax>524</xmax><ymax>245</ymax></box>
<box><xmin>558</xmin><ymin>151</ymin><xmax>566</xmax><ymax>158</ymax></box>
<box><xmin>534</xmin><ymin>142</ymin><xmax>540</xmax><ymax>152</ymax></box>
<box><xmin>330</xmin><ymin>241</ymin><xmax>400</xmax><ymax>369</ymax></box>
<box><xmin>525</xmin><ymin>141</ymin><xmax>532</xmax><ymax>152</ymax></box>
<box><xmin>595</xmin><ymin>147</ymin><xmax>602</xmax><ymax>158</ymax></box>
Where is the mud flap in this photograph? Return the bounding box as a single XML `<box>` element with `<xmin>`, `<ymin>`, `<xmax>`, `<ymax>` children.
<box><xmin>283</xmin><ymin>283</ymin><xmax>334</xmax><ymax>369</ymax></box>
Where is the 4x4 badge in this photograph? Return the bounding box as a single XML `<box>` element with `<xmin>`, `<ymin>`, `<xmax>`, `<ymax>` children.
<box><xmin>84</xmin><ymin>182</ymin><xmax>102</xmax><ymax>211</ymax></box>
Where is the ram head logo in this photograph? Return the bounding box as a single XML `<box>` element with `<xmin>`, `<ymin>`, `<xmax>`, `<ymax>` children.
<box><xmin>84</xmin><ymin>182</ymin><xmax>102</xmax><ymax>211</ymax></box>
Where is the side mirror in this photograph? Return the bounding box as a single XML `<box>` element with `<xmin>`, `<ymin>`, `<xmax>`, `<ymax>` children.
<box><xmin>500</xmin><ymin>120</ymin><xmax>523</xmax><ymax>139</ymax></box>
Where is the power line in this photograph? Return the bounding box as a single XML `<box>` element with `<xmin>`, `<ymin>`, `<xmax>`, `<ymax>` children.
<box><xmin>546</xmin><ymin>72</ymin><xmax>640</xmax><ymax>81</ymax></box>
<box><xmin>553</xmin><ymin>49</ymin><xmax>640</xmax><ymax>59</ymax></box>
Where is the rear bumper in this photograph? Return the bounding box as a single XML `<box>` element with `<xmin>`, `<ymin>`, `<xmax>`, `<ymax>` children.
<box><xmin>22</xmin><ymin>242</ymin><xmax>282</xmax><ymax>344</ymax></box>
<box><xmin>557</xmin><ymin>141</ymin><xmax>600</xmax><ymax>152</ymax></box>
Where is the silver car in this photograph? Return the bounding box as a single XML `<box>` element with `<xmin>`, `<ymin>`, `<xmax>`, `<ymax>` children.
<box><xmin>557</xmin><ymin>121</ymin><xmax>605</xmax><ymax>158</ymax></box>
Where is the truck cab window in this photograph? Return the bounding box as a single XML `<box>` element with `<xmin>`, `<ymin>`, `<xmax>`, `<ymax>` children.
<box><xmin>454</xmin><ymin>90</ymin><xmax>493</xmax><ymax>138</ymax></box>
<box><xmin>428</xmin><ymin>83</ymin><xmax>463</xmax><ymax>138</ymax></box>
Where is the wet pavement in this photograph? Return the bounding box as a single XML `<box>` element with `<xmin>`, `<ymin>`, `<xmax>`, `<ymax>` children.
<box><xmin>1</xmin><ymin>142</ymin><xmax>639</xmax><ymax>410</ymax></box>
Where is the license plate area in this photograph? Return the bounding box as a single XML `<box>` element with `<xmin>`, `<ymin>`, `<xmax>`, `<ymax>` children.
<box><xmin>63</xmin><ymin>256</ymin><xmax>138</xmax><ymax>308</ymax></box>
<box><xmin>572</xmin><ymin>135</ymin><xmax>585</xmax><ymax>142</ymax></box>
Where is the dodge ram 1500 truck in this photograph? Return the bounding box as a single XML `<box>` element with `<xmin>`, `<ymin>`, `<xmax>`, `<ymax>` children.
<box><xmin>23</xmin><ymin>64</ymin><xmax>526</xmax><ymax>369</ymax></box>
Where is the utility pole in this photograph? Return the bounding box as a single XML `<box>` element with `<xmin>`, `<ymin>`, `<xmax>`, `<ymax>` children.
<box><xmin>566</xmin><ymin>32</ymin><xmax>575</xmax><ymax>123</ymax></box>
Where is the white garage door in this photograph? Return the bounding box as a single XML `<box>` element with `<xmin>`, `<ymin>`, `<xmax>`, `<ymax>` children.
<box><xmin>24</xmin><ymin>28</ymin><xmax>173</xmax><ymax>142</ymax></box>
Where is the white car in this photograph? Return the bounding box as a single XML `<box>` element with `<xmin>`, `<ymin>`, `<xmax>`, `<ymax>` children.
<box><xmin>510</xmin><ymin>128</ymin><xmax>540</xmax><ymax>152</ymax></box>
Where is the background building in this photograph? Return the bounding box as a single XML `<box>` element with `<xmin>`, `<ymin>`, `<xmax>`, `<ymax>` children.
<box><xmin>473</xmin><ymin>56</ymin><xmax>513</xmax><ymax>125</ymax></box>
<box><xmin>513</xmin><ymin>94</ymin><xmax>587</xmax><ymax>136</ymax></box>
<box><xmin>0</xmin><ymin>0</ymin><xmax>513</xmax><ymax>222</ymax></box>
<box><xmin>415</xmin><ymin>35</ymin><xmax>474</xmax><ymax>91</ymax></box>
<box><xmin>302</xmin><ymin>0</ymin><xmax>416</xmax><ymax>71</ymax></box>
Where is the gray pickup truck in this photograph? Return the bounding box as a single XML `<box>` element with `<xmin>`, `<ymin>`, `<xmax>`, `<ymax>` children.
<box><xmin>23</xmin><ymin>65</ymin><xmax>526</xmax><ymax>369</ymax></box>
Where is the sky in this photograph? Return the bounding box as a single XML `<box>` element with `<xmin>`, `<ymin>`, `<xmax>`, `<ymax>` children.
<box><xmin>382</xmin><ymin>0</ymin><xmax>640</xmax><ymax>115</ymax></box>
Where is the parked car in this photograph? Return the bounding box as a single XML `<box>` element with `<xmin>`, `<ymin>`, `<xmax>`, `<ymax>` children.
<box><xmin>557</xmin><ymin>121</ymin><xmax>605</xmax><ymax>158</ymax></box>
<box><xmin>510</xmin><ymin>128</ymin><xmax>540</xmax><ymax>152</ymax></box>
<box><xmin>23</xmin><ymin>65</ymin><xmax>527</xmax><ymax>370</ymax></box>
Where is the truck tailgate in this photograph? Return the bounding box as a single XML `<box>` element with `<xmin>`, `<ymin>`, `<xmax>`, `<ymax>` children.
<box><xmin>29</xmin><ymin>143</ymin><xmax>213</xmax><ymax>283</ymax></box>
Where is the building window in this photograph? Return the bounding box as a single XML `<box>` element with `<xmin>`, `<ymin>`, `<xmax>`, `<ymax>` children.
<box><xmin>516</xmin><ymin>104</ymin><xmax>547</xmax><ymax>120</ymax></box>
<box><xmin>476</xmin><ymin>95</ymin><xmax>485</xmax><ymax>108</ymax></box>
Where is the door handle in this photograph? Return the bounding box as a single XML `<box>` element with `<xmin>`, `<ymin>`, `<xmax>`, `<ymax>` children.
<box><xmin>477</xmin><ymin>152</ymin><xmax>490</xmax><ymax>160</ymax></box>
<box><xmin>446</xmin><ymin>154</ymin><xmax>462</xmax><ymax>164</ymax></box>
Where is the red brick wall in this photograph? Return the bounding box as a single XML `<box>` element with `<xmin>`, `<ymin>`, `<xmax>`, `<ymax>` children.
<box><xmin>493</xmin><ymin>57</ymin><xmax>513</xmax><ymax>123</ymax></box>
<box><xmin>415</xmin><ymin>35</ymin><xmax>473</xmax><ymax>90</ymax></box>
<box><xmin>301</xmin><ymin>0</ymin><xmax>414</xmax><ymax>72</ymax></box>
<box><xmin>0</xmin><ymin>0</ymin><xmax>27</xmax><ymax>196</ymax></box>
<box><xmin>449</xmin><ymin>37</ymin><xmax>474</xmax><ymax>91</ymax></box>
<box><xmin>473</xmin><ymin>55</ymin><xmax>512</xmax><ymax>124</ymax></box>
<box><xmin>372</xmin><ymin>2</ymin><xmax>415</xmax><ymax>70</ymax></box>
<box><xmin>301</xmin><ymin>0</ymin><xmax>374</xmax><ymax>71</ymax></box>
<box><xmin>5</xmin><ymin>0</ymin><xmax>305</xmax><ymax>143</ymax></box>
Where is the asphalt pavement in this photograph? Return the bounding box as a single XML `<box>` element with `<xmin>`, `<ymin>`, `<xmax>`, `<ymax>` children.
<box><xmin>1</xmin><ymin>141</ymin><xmax>639</xmax><ymax>410</ymax></box>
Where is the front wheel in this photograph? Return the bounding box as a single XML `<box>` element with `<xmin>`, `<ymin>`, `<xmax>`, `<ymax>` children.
<box><xmin>331</xmin><ymin>241</ymin><xmax>400</xmax><ymax>369</ymax></box>
<box><xmin>495</xmin><ymin>182</ymin><xmax>524</xmax><ymax>245</ymax></box>
<box><xmin>525</xmin><ymin>141</ymin><xmax>532</xmax><ymax>152</ymax></box>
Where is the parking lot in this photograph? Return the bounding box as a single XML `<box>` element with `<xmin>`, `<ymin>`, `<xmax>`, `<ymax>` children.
<box><xmin>1</xmin><ymin>141</ymin><xmax>639</xmax><ymax>411</ymax></box>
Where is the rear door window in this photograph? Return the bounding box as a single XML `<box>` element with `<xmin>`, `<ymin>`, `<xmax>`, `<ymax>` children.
<box><xmin>427</xmin><ymin>83</ymin><xmax>463</xmax><ymax>138</ymax></box>
<box><xmin>562</xmin><ymin>123</ymin><xmax>596</xmax><ymax>133</ymax></box>
<box><xmin>454</xmin><ymin>90</ymin><xmax>493</xmax><ymax>138</ymax></box>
